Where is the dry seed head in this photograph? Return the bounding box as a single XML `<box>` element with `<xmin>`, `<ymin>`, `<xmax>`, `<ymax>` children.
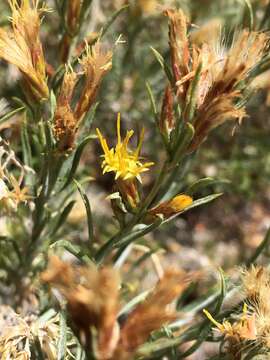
<box><xmin>190</xmin><ymin>18</ymin><xmax>223</xmax><ymax>46</ymax></box>
<box><xmin>164</xmin><ymin>8</ymin><xmax>190</xmax><ymax>81</ymax></box>
<box><xmin>119</xmin><ymin>269</ymin><xmax>192</xmax><ymax>352</ymax></box>
<box><xmin>190</xmin><ymin>91</ymin><xmax>246</xmax><ymax>151</ymax></box>
<box><xmin>164</xmin><ymin>8</ymin><xmax>268</xmax><ymax>151</ymax></box>
<box><xmin>0</xmin><ymin>305</ymin><xmax>60</xmax><ymax>360</ymax></box>
<box><xmin>75</xmin><ymin>42</ymin><xmax>113</xmax><ymax>119</ymax></box>
<box><xmin>241</xmin><ymin>265</ymin><xmax>270</xmax><ymax>301</ymax></box>
<box><xmin>53</xmin><ymin>67</ymin><xmax>78</xmax><ymax>151</ymax></box>
<box><xmin>42</xmin><ymin>257</ymin><xmax>120</xmax><ymax>359</ymax></box>
<box><xmin>189</xmin><ymin>30</ymin><xmax>268</xmax><ymax>150</ymax></box>
<box><xmin>0</xmin><ymin>137</ymin><xmax>31</xmax><ymax>211</ymax></box>
<box><xmin>0</xmin><ymin>0</ymin><xmax>49</xmax><ymax>101</ymax></box>
<box><xmin>240</xmin><ymin>266</ymin><xmax>270</xmax><ymax>349</ymax></box>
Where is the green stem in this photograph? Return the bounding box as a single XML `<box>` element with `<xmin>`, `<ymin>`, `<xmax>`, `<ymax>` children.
<box><xmin>95</xmin><ymin>162</ymin><xmax>168</xmax><ymax>263</ymax></box>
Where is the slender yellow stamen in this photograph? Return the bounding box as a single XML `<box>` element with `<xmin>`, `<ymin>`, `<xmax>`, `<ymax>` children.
<box><xmin>96</xmin><ymin>115</ymin><xmax>154</xmax><ymax>181</ymax></box>
<box><xmin>203</xmin><ymin>309</ymin><xmax>223</xmax><ymax>331</ymax></box>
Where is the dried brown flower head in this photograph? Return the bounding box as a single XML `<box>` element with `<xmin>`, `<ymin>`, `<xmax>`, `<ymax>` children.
<box><xmin>0</xmin><ymin>0</ymin><xmax>49</xmax><ymax>101</ymax></box>
<box><xmin>190</xmin><ymin>18</ymin><xmax>223</xmax><ymax>46</ymax></box>
<box><xmin>75</xmin><ymin>42</ymin><xmax>113</xmax><ymax>120</ymax></box>
<box><xmin>164</xmin><ymin>9</ymin><xmax>268</xmax><ymax>151</ymax></box>
<box><xmin>53</xmin><ymin>67</ymin><xmax>78</xmax><ymax>151</ymax></box>
<box><xmin>240</xmin><ymin>266</ymin><xmax>270</xmax><ymax>349</ymax></box>
<box><xmin>190</xmin><ymin>30</ymin><xmax>268</xmax><ymax>150</ymax></box>
<box><xmin>42</xmin><ymin>258</ymin><xmax>194</xmax><ymax>359</ymax></box>
<box><xmin>0</xmin><ymin>305</ymin><xmax>60</xmax><ymax>360</ymax></box>
<box><xmin>42</xmin><ymin>256</ymin><xmax>120</xmax><ymax>359</ymax></box>
<box><xmin>0</xmin><ymin>136</ymin><xmax>31</xmax><ymax>211</ymax></box>
<box><xmin>118</xmin><ymin>269</ymin><xmax>192</xmax><ymax>353</ymax></box>
<box><xmin>54</xmin><ymin>41</ymin><xmax>113</xmax><ymax>152</ymax></box>
<box><xmin>164</xmin><ymin>8</ymin><xmax>190</xmax><ymax>102</ymax></box>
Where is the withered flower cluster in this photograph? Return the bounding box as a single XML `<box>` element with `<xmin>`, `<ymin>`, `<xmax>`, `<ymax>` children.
<box><xmin>0</xmin><ymin>0</ymin><xmax>49</xmax><ymax>102</ymax></box>
<box><xmin>0</xmin><ymin>136</ymin><xmax>30</xmax><ymax>212</ymax></box>
<box><xmin>0</xmin><ymin>305</ymin><xmax>60</xmax><ymax>360</ymax></box>
<box><xmin>54</xmin><ymin>42</ymin><xmax>113</xmax><ymax>152</ymax></box>
<box><xmin>42</xmin><ymin>256</ymin><xmax>192</xmax><ymax>360</ymax></box>
<box><xmin>205</xmin><ymin>266</ymin><xmax>270</xmax><ymax>356</ymax></box>
<box><xmin>162</xmin><ymin>9</ymin><xmax>268</xmax><ymax>150</ymax></box>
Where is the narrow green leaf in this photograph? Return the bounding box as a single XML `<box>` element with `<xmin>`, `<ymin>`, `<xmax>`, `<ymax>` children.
<box><xmin>247</xmin><ymin>227</ymin><xmax>270</xmax><ymax>266</ymax></box>
<box><xmin>187</xmin><ymin>178</ymin><xmax>230</xmax><ymax>196</ymax></box>
<box><xmin>0</xmin><ymin>106</ymin><xmax>25</xmax><ymax>125</ymax></box>
<box><xmin>146</xmin><ymin>81</ymin><xmax>158</xmax><ymax>120</ymax></box>
<box><xmin>50</xmin><ymin>200</ymin><xmax>76</xmax><ymax>236</ymax></box>
<box><xmin>79</xmin><ymin>102</ymin><xmax>99</xmax><ymax>134</ymax></box>
<box><xmin>50</xmin><ymin>90</ymin><xmax>57</xmax><ymax>120</ymax></box>
<box><xmin>184</xmin><ymin>63</ymin><xmax>202</xmax><ymax>123</ymax></box>
<box><xmin>128</xmin><ymin>249</ymin><xmax>156</xmax><ymax>274</ymax></box>
<box><xmin>184</xmin><ymin>193</ymin><xmax>223</xmax><ymax>212</ymax></box>
<box><xmin>78</xmin><ymin>0</ymin><xmax>93</xmax><ymax>28</ymax></box>
<box><xmin>150</xmin><ymin>46</ymin><xmax>174</xmax><ymax>86</ymax></box>
<box><xmin>180</xmin><ymin>325</ymin><xmax>211</xmax><ymax>357</ymax></box>
<box><xmin>172</xmin><ymin>122</ymin><xmax>195</xmax><ymax>165</ymax></box>
<box><xmin>115</xmin><ymin>217</ymin><xmax>163</xmax><ymax>248</ymax></box>
<box><xmin>214</xmin><ymin>269</ymin><xmax>227</xmax><ymax>314</ymax></box>
<box><xmin>50</xmin><ymin>240</ymin><xmax>93</xmax><ymax>265</ymax></box>
<box><xmin>57</xmin><ymin>311</ymin><xmax>67</xmax><ymax>360</ymax></box>
<box><xmin>39</xmin><ymin>309</ymin><xmax>57</xmax><ymax>323</ymax></box>
<box><xmin>100</xmin><ymin>5</ymin><xmax>129</xmax><ymax>39</ymax></box>
<box><xmin>163</xmin><ymin>193</ymin><xmax>223</xmax><ymax>225</ymax></box>
<box><xmin>74</xmin><ymin>180</ymin><xmax>94</xmax><ymax>251</ymax></box>
<box><xmin>61</xmin><ymin>135</ymin><xmax>93</xmax><ymax>190</ymax></box>
<box><xmin>137</xmin><ymin>335</ymin><xmax>185</xmax><ymax>357</ymax></box>
<box><xmin>118</xmin><ymin>290</ymin><xmax>149</xmax><ymax>317</ymax></box>
<box><xmin>243</xmin><ymin>0</ymin><xmax>254</xmax><ymax>30</ymax></box>
<box><xmin>21</xmin><ymin>122</ymin><xmax>32</xmax><ymax>168</ymax></box>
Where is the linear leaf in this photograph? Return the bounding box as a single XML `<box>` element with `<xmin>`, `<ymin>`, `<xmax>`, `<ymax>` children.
<box><xmin>50</xmin><ymin>240</ymin><xmax>93</xmax><ymax>265</ymax></box>
<box><xmin>50</xmin><ymin>200</ymin><xmax>76</xmax><ymax>236</ymax></box>
<box><xmin>247</xmin><ymin>227</ymin><xmax>270</xmax><ymax>266</ymax></box>
<box><xmin>150</xmin><ymin>46</ymin><xmax>174</xmax><ymax>86</ymax></box>
<box><xmin>0</xmin><ymin>106</ymin><xmax>25</xmax><ymax>125</ymax></box>
<box><xmin>57</xmin><ymin>311</ymin><xmax>67</xmax><ymax>360</ymax></box>
<box><xmin>74</xmin><ymin>180</ymin><xmax>94</xmax><ymax>251</ymax></box>
<box><xmin>61</xmin><ymin>135</ymin><xmax>93</xmax><ymax>190</ymax></box>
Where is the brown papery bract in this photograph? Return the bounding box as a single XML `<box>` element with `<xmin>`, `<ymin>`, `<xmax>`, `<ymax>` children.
<box><xmin>42</xmin><ymin>256</ymin><xmax>120</xmax><ymax>360</ymax></box>
<box><xmin>75</xmin><ymin>42</ymin><xmax>113</xmax><ymax>120</ymax></box>
<box><xmin>53</xmin><ymin>68</ymin><xmax>78</xmax><ymax>152</ymax></box>
<box><xmin>54</xmin><ymin>41</ymin><xmax>113</xmax><ymax>152</ymax></box>
<box><xmin>189</xmin><ymin>30</ymin><xmax>268</xmax><ymax>150</ymax></box>
<box><xmin>119</xmin><ymin>269</ymin><xmax>192</xmax><ymax>352</ymax></box>
<box><xmin>0</xmin><ymin>0</ymin><xmax>49</xmax><ymax>101</ymax></box>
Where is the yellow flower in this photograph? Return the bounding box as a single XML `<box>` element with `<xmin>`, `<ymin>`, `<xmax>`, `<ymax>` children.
<box><xmin>96</xmin><ymin>114</ymin><xmax>154</xmax><ymax>182</ymax></box>
<box><xmin>203</xmin><ymin>304</ymin><xmax>257</xmax><ymax>341</ymax></box>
